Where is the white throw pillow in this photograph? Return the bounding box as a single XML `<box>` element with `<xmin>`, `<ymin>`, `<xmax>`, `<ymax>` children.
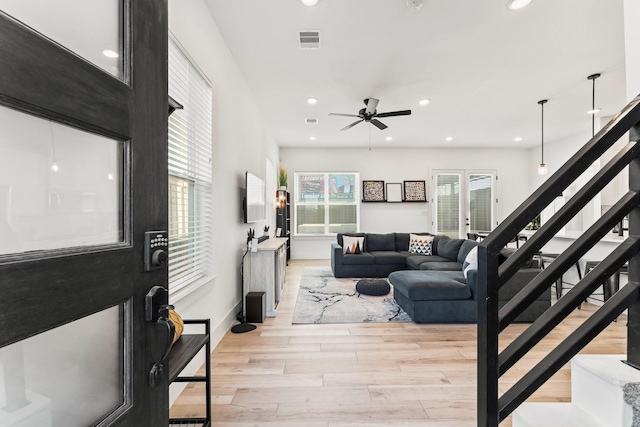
<box><xmin>409</xmin><ymin>234</ymin><xmax>434</xmax><ymax>255</ymax></box>
<box><xmin>343</xmin><ymin>236</ymin><xmax>364</xmax><ymax>254</ymax></box>
<box><xmin>463</xmin><ymin>246</ymin><xmax>478</xmax><ymax>279</ymax></box>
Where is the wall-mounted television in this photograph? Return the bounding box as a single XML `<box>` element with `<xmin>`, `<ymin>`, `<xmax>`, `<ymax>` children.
<box><xmin>243</xmin><ymin>171</ymin><xmax>266</xmax><ymax>223</ymax></box>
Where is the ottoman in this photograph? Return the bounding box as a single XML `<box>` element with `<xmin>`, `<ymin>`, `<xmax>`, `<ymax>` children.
<box><xmin>389</xmin><ymin>270</ymin><xmax>477</xmax><ymax>323</ymax></box>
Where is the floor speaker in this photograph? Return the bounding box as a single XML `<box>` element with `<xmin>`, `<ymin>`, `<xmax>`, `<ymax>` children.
<box><xmin>246</xmin><ymin>291</ymin><xmax>265</xmax><ymax>323</ymax></box>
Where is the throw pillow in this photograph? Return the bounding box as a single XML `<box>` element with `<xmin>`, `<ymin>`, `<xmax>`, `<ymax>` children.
<box><xmin>343</xmin><ymin>236</ymin><xmax>364</xmax><ymax>254</ymax></box>
<box><xmin>409</xmin><ymin>233</ymin><xmax>434</xmax><ymax>255</ymax></box>
<box><xmin>463</xmin><ymin>246</ymin><xmax>478</xmax><ymax>280</ymax></box>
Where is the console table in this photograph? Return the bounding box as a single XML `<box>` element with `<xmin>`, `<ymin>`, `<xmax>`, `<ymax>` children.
<box><xmin>243</xmin><ymin>238</ymin><xmax>287</xmax><ymax>317</ymax></box>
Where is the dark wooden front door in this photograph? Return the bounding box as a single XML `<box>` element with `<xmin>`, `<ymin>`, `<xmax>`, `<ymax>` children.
<box><xmin>0</xmin><ymin>1</ymin><xmax>168</xmax><ymax>426</ymax></box>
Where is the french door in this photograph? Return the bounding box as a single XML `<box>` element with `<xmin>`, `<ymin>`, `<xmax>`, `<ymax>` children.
<box><xmin>0</xmin><ymin>1</ymin><xmax>168</xmax><ymax>426</ymax></box>
<box><xmin>432</xmin><ymin>170</ymin><xmax>497</xmax><ymax>238</ymax></box>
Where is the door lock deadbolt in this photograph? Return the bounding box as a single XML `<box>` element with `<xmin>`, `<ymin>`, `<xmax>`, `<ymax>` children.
<box><xmin>144</xmin><ymin>231</ymin><xmax>168</xmax><ymax>271</ymax></box>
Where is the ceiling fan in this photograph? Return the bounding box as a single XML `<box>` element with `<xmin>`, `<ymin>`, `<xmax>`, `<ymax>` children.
<box><xmin>329</xmin><ymin>98</ymin><xmax>411</xmax><ymax>131</ymax></box>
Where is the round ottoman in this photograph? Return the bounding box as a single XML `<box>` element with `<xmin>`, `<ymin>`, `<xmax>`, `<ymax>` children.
<box><xmin>356</xmin><ymin>279</ymin><xmax>391</xmax><ymax>296</ymax></box>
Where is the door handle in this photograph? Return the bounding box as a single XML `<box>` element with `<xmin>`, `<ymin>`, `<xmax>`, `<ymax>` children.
<box><xmin>145</xmin><ymin>286</ymin><xmax>176</xmax><ymax>388</ymax></box>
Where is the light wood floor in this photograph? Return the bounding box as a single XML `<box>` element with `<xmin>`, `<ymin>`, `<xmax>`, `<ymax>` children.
<box><xmin>170</xmin><ymin>259</ymin><xmax>628</xmax><ymax>426</ymax></box>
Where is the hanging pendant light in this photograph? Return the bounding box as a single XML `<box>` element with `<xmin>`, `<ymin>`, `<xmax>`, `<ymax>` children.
<box><xmin>587</xmin><ymin>73</ymin><xmax>601</xmax><ymax>137</ymax></box>
<box><xmin>537</xmin><ymin>99</ymin><xmax>548</xmax><ymax>175</ymax></box>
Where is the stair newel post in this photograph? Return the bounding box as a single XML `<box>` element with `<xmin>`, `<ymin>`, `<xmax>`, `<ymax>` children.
<box><xmin>628</xmin><ymin>121</ymin><xmax>640</xmax><ymax>368</ymax></box>
<box><xmin>477</xmin><ymin>243</ymin><xmax>501</xmax><ymax>426</ymax></box>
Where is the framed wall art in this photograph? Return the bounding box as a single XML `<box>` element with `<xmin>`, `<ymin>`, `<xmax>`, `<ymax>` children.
<box><xmin>362</xmin><ymin>180</ymin><xmax>385</xmax><ymax>202</ymax></box>
<box><xmin>403</xmin><ymin>180</ymin><xmax>427</xmax><ymax>202</ymax></box>
<box><xmin>386</xmin><ymin>183</ymin><xmax>402</xmax><ymax>203</ymax></box>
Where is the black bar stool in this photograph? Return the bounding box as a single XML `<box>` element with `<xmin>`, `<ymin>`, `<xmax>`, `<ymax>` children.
<box><xmin>583</xmin><ymin>261</ymin><xmax>627</xmax><ymax>302</ymax></box>
<box><xmin>539</xmin><ymin>253</ymin><xmax>583</xmax><ymax>299</ymax></box>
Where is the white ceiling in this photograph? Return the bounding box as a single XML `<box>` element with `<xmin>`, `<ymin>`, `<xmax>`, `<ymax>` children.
<box><xmin>204</xmin><ymin>0</ymin><xmax>627</xmax><ymax>149</ymax></box>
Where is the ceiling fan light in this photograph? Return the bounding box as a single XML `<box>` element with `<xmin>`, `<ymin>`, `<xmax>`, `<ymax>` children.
<box><xmin>300</xmin><ymin>0</ymin><xmax>319</xmax><ymax>6</ymax></box>
<box><xmin>508</xmin><ymin>0</ymin><xmax>533</xmax><ymax>11</ymax></box>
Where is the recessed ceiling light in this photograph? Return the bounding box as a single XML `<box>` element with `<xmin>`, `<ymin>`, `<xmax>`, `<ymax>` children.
<box><xmin>445</xmin><ymin>136</ymin><xmax>453</xmax><ymax>142</ymax></box>
<box><xmin>309</xmin><ymin>136</ymin><xmax>317</xmax><ymax>140</ymax></box>
<box><xmin>418</xmin><ymin>98</ymin><xmax>431</xmax><ymax>106</ymax></box>
<box><xmin>514</xmin><ymin>137</ymin><xmax>523</xmax><ymax>142</ymax></box>
<box><xmin>507</xmin><ymin>0</ymin><xmax>533</xmax><ymax>10</ymax></box>
<box><xmin>306</xmin><ymin>97</ymin><xmax>318</xmax><ymax>105</ymax></box>
<box><xmin>102</xmin><ymin>49</ymin><xmax>119</xmax><ymax>58</ymax></box>
<box><xmin>588</xmin><ymin>108</ymin><xmax>601</xmax><ymax>115</ymax></box>
<box><xmin>305</xmin><ymin>118</ymin><xmax>318</xmax><ymax>124</ymax></box>
<box><xmin>300</xmin><ymin>0</ymin><xmax>319</xmax><ymax>6</ymax></box>
<box><xmin>406</xmin><ymin>0</ymin><xmax>424</xmax><ymax>11</ymax></box>
<box><xmin>385</xmin><ymin>136</ymin><xmax>393</xmax><ymax>141</ymax></box>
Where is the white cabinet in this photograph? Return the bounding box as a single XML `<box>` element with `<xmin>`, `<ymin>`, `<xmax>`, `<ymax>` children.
<box><xmin>243</xmin><ymin>238</ymin><xmax>287</xmax><ymax>317</ymax></box>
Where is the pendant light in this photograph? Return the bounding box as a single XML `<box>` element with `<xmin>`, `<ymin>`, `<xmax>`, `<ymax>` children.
<box><xmin>587</xmin><ymin>73</ymin><xmax>601</xmax><ymax>136</ymax></box>
<box><xmin>537</xmin><ymin>99</ymin><xmax>548</xmax><ymax>175</ymax></box>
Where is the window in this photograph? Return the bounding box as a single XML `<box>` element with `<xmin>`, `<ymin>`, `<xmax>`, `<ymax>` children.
<box><xmin>168</xmin><ymin>37</ymin><xmax>213</xmax><ymax>299</ymax></box>
<box><xmin>294</xmin><ymin>172</ymin><xmax>359</xmax><ymax>235</ymax></box>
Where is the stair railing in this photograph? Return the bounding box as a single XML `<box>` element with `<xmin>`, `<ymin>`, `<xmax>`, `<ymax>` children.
<box><xmin>477</xmin><ymin>94</ymin><xmax>640</xmax><ymax>426</ymax></box>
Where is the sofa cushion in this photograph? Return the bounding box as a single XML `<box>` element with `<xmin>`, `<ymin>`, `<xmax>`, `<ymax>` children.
<box><xmin>389</xmin><ymin>270</ymin><xmax>470</xmax><ymax>301</ymax></box>
<box><xmin>366</xmin><ymin>233</ymin><xmax>396</xmax><ymax>252</ymax></box>
<box><xmin>457</xmin><ymin>240</ymin><xmax>479</xmax><ymax>263</ymax></box>
<box><xmin>431</xmin><ymin>235</ymin><xmax>448</xmax><ymax>256</ymax></box>
<box><xmin>406</xmin><ymin>255</ymin><xmax>449</xmax><ymax>270</ymax></box>
<box><xmin>370</xmin><ymin>251</ymin><xmax>407</xmax><ymax>265</ymax></box>
<box><xmin>342</xmin><ymin>235</ymin><xmax>364</xmax><ymax>254</ymax></box>
<box><xmin>409</xmin><ymin>234</ymin><xmax>434</xmax><ymax>255</ymax></box>
<box><xmin>419</xmin><ymin>261</ymin><xmax>464</xmax><ymax>271</ymax></box>
<box><xmin>463</xmin><ymin>247</ymin><xmax>478</xmax><ymax>279</ymax></box>
<box><xmin>437</xmin><ymin>238</ymin><xmax>465</xmax><ymax>261</ymax></box>
<box><xmin>337</xmin><ymin>233</ymin><xmax>366</xmax><ymax>250</ymax></box>
<box><xmin>395</xmin><ymin>232</ymin><xmax>432</xmax><ymax>251</ymax></box>
<box><xmin>342</xmin><ymin>253</ymin><xmax>375</xmax><ymax>265</ymax></box>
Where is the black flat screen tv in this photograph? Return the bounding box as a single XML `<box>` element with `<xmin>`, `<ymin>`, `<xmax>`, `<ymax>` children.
<box><xmin>244</xmin><ymin>171</ymin><xmax>266</xmax><ymax>223</ymax></box>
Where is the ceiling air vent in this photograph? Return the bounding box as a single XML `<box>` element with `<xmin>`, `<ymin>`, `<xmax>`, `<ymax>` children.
<box><xmin>299</xmin><ymin>31</ymin><xmax>321</xmax><ymax>49</ymax></box>
<box><xmin>305</xmin><ymin>118</ymin><xmax>319</xmax><ymax>124</ymax></box>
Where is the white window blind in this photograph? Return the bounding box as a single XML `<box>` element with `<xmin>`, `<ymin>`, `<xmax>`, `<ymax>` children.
<box><xmin>168</xmin><ymin>37</ymin><xmax>213</xmax><ymax>299</ymax></box>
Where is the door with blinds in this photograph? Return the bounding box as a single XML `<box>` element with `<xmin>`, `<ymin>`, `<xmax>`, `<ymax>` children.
<box><xmin>433</xmin><ymin>170</ymin><xmax>497</xmax><ymax>238</ymax></box>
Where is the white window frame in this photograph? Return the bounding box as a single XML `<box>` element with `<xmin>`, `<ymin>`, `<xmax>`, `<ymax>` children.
<box><xmin>168</xmin><ymin>35</ymin><xmax>214</xmax><ymax>301</ymax></box>
<box><xmin>293</xmin><ymin>172</ymin><xmax>360</xmax><ymax>236</ymax></box>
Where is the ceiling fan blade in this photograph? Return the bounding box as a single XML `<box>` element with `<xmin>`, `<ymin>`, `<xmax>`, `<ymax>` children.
<box><xmin>341</xmin><ymin>119</ymin><xmax>364</xmax><ymax>131</ymax></box>
<box><xmin>329</xmin><ymin>113</ymin><xmax>361</xmax><ymax>118</ymax></box>
<box><xmin>365</xmin><ymin>98</ymin><xmax>379</xmax><ymax>115</ymax></box>
<box><xmin>370</xmin><ymin>119</ymin><xmax>387</xmax><ymax>130</ymax></box>
<box><xmin>376</xmin><ymin>110</ymin><xmax>412</xmax><ymax>118</ymax></box>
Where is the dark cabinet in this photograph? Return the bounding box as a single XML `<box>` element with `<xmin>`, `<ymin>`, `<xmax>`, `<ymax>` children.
<box><xmin>276</xmin><ymin>191</ymin><xmax>290</xmax><ymax>263</ymax></box>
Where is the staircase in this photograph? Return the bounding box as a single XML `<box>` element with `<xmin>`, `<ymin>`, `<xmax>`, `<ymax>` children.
<box><xmin>477</xmin><ymin>94</ymin><xmax>640</xmax><ymax>426</ymax></box>
<box><xmin>513</xmin><ymin>354</ymin><xmax>640</xmax><ymax>426</ymax></box>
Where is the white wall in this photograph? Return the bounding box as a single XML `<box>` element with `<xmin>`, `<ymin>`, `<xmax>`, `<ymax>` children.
<box><xmin>281</xmin><ymin>146</ymin><xmax>531</xmax><ymax>259</ymax></box>
<box><xmin>168</xmin><ymin>0</ymin><xmax>279</xmax><ymax>403</ymax></box>
<box><xmin>624</xmin><ymin>0</ymin><xmax>640</xmax><ymax>102</ymax></box>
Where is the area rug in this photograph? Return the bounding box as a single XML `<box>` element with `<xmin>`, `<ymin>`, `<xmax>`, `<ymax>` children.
<box><xmin>292</xmin><ymin>267</ymin><xmax>411</xmax><ymax>324</ymax></box>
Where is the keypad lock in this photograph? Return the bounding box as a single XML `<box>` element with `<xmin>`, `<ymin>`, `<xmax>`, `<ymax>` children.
<box><xmin>144</xmin><ymin>231</ymin><xmax>168</xmax><ymax>271</ymax></box>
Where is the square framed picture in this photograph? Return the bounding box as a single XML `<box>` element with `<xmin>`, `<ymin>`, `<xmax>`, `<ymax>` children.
<box><xmin>362</xmin><ymin>180</ymin><xmax>385</xmax><ymax>202</ymax></box>
<box><xmin>386</xmin><ymin>183</ymin><xmax>402</xmax><ymax>203</ymax></box>
<box><xmin>403</xmin><ymin>180</ymin><xmax>427</xmax><ymax>202</ymax></box>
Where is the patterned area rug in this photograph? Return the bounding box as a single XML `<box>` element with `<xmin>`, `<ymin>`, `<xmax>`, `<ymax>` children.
<box><xmin>292</xmin><ymin>267</ymin><xmax>411</xmax><ymax>324</ymax></box>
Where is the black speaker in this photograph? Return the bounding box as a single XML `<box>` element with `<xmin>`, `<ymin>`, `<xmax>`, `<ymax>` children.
<box><xmin>246</xmin><ymin>291</ymin><xmax>265</xmax><ymax>323</ymax></box>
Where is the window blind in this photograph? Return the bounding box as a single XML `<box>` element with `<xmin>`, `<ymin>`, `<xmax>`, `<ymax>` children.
<box><xmin>168</xmin><ymin>37</ymin><xmax>213</xmax><ymax>298</ymax></box>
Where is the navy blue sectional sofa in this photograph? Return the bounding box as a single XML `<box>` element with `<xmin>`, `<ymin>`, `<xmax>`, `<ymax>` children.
<box><xmin>331</xmin><ymin>232</ymin><xmax>550</xmax><ymax>323</ymax></box>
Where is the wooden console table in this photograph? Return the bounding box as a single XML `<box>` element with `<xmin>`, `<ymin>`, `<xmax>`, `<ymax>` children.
<box><xmin>243</xmin><ymin>238</ymin><xmax>287</xmax><ymax>317</ymax></box>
